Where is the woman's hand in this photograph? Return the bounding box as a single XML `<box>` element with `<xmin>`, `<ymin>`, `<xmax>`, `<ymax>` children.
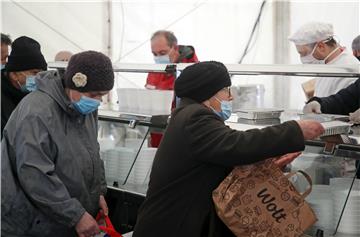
<box><xmin>75</xmin><ymin>212</ymin><xmax>100</xmax><ymax>237</ymax></box>
<box><xmin>274</xmin><ymin>152</ymin><xmax>302</xmax><ymax>169</ymax></box>
<box><xmin>99</xmin><ymin>195</ymin><xmax>108</xmax><ymax>216</ymax></box>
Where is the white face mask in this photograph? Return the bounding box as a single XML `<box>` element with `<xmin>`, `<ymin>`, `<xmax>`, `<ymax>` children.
<box><xmin>300</xmin><ymin>44</ymin><xmax>322</xmax><ymax>64</ymax></box>
<box><xmin>300</xmin><ymin>44</ymin><xmax>340</xmax><ymax>64</ymax></box>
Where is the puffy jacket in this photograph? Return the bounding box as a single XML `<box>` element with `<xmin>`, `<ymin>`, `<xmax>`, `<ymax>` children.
<box><xmin>1</xmin><ymin>70</ymin><xmax>107</xmax><ymax>236</ymax></box>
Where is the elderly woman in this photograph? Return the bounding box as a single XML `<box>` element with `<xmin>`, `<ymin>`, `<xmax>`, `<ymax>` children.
<box><xmin>2</xmin><ymin>51</ymin><xmax>114</xmax><ymax>237</ymax></box>
<box><xmin>133</xmin><ymin>61</ymin><xmax>324</xmax><ymax>237</ymax></box>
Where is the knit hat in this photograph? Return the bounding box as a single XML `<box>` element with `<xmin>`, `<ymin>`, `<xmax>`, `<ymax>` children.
<box><xmin>6</xmin><ymin>36</ymin><xmax>47</xmax><ymax>72</ymax></box>
<box><xmin>175</xmin><ymin>61</ymin><xmax>231</xmax><ymax>102</ymax></box>
<box><xmin>64</xmin><ymin>51</ymin><xmax>114</xmax><ymax>92</ymax></box>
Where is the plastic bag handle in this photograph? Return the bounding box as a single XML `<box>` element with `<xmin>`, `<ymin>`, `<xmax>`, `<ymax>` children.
<box><xmin>96</xmin><ymin>212</ymin><xmax>123</xmax><ymax>237</ymax></box>
<box><xmin>285</xmin><ymin>170</ymin><xmax>313</xmax><ymax>199</ymax></box>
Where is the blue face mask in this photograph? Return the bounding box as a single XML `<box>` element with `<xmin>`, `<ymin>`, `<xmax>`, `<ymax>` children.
<box><xmin>72</xmin><ymin>96</ymin><xmax>101</xmax><ymax>115</ymax></box>
<box><xmin>18</xmin><ymin>75</ymin><xmax>37</xmax><ymax>92</ymax></box>
<box><xmin>1</xmin><ymin>64</ymin><xmax>5</xmax><ymax>70</ymax></box>
<box><xmin>25</xmin><ymin>75</ymin><xmax>37</xmax><ymax>92</ymax></box>
<box><xmin>154</xmin><ymin>55</ymin><xmax>171</xmax><ymax>64</ymax></box>
<box><xmin>212</xmin><ymin>97</ymin><xmax>232</xmax><ymax>121</ymax></box>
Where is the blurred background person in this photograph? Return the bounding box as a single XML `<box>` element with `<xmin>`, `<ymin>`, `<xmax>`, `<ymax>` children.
<box><xmin>1</xmin><ymin>33</ymin><xmax>12</xmax><ymax>69</ymax></box>
<box><xmin>54</xmin><ymin>50</ymin><xmax>73</xmax><ymax>79</ymax></box>
<box><xmin>1</xmin><ymin>36</ymin><xmax>47</xmax><ymax>137</ymax></box>
<box><xmin>54</xmin><ymin>50</ymin><xmax>73</xmax><ymax>62</ymax></box>
<box><xmin>352</xmin><ymin>35</ymin><xmax>360</xmax><ymax>61</ymax></box>
<box><xmin>145</xmin><ymin>30</ymin><xmax>199</xmax><ymax>90</ymax></box>
<box><xmin>289</xmin><ymin>22</ymin><xmax>358</xmax><ymax>97</ymax></box>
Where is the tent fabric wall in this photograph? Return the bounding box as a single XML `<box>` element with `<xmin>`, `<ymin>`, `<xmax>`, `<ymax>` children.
<box><xmin>1</xmin><ymin>0</ymin><xmax>359</xmax><ymax>109</ymax></box>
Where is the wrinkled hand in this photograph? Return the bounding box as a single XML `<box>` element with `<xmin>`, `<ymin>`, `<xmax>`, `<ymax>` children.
<box><xmin>76</xmin><ymin>212</ymin><xmax>100</xmax><ymax>237</ymax></box>
<box><xmin>303</xmin><ymin>101</ymin><xmax>321</xmax><ymax>114</ymax></box>
<box><xmin>296</xmin><ymin>120</ymin><xmax>325</xmax><ymax>140</ymax></box>
<box><xmin>274</xmin><ymin>152</ymin><xmax>302</xmax><ymax>169</ymax></box>
<box><xmin>349</xmin><ymin>108</ymin><xmax>360</xmax><ymax>124</ymax></box>
<box><xmin>99</xmin><ymin>195</ymin><xmax>108</xmax><ymax>216</ymax></box>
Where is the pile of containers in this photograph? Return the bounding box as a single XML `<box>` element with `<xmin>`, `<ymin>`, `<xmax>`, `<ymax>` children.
<box><xmin>117</xmin><ymin>88</ymin><xmax>173</xmax><ymax>115</ymax></box>
<box><xmin>306</xmin><ymin>178</ymin><xmax>360</xmax><ymax>235</ymax></box>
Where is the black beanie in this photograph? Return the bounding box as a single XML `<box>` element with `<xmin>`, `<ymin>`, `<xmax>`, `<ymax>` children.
<box><xmin>175</xmin><ymin>61</ymin><xmax>231</xmax><ymax>102</ymax></box>
<box><xmin>64</xmin><ymin>51</ymin><xmax>114</xmax><ymax>92</ymax></box>
<box><xmin>6</xmin><ymin>36</ymin><xmax>47</xmax><ymax>72</ymax></box>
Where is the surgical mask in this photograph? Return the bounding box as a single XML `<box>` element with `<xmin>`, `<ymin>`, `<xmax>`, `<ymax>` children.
<box><xmin>1</xmin><ymin>64</ymin><xmax>5</xmax><ymax>70</ymax></box>
<box><xmin>17</xmin><ymin>75</ymin><xmax>37</xmax><ymax>92</ymax></box>
<box><xmin>154</xmin><ymin>55</ymin><xmax>171</xmax><ymax>64</ymax></box>
<box><xmin>212</xmin><ymin>97</ymin><xmax>232</xmax><ymax>121</ymax></box>
<box><xmin>301</xmin><ymin>44</ymin><xmax>340</xmax><ymax>64</ymax></box>
<box><xmin>300</xmin><ymin>44</ymin><xmax>322</xmax><ymax>64</ymax></box>
<box><xmin>25</xmin><ymin>75</ymin><xmax>37</xmax><ymax>92</ymax></box>
<box><xmin>72</xmin><ymin>95</ymin><xmax>101</xmax><ymax>115</ymax></box>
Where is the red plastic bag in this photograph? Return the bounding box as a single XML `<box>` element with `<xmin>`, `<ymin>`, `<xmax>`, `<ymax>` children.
<box><xmin>96</xmin><ymin>213</ymin><xmax>123</xmax><ymax>237</ymax></box>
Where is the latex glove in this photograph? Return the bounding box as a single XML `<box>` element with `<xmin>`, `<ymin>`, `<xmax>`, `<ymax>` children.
<box><xmin>296</xmin><ymin>120</ymin><xmax>325</xmax><ymax>140</ymax></box>
<box><xmin>349</xmin><ymin>108</ymin><xmax>360</xmax><ymax>124</ymax></box>
<box><xmin>274</xmin><ymin>152</ymin><xmax>302</xmax><ymax>169</ymax></box>
<box><xmin>99</xmin><ymin>195</ymin><xmax>109</xmax><ymax>216</ymax></box>
<box><xmin>75</xmin><ymin>212</ymin><xmax>100</xmax><ymax>237</ymax></box>
<box><xmin>303</xmin><ymin>101</ymin><xmax>321</xmax><ymax>114</ymax></box>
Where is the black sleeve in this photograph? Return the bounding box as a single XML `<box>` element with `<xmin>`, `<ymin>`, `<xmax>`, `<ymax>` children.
<box><xmin>308</xmin><ymin>78</ymin><xmax>360</xmax><ymax>115</ymax></box>
<box><xmin>184</xmin><ymin>111</ymin><xmax>305</xmax><ymax>167</ymax></box>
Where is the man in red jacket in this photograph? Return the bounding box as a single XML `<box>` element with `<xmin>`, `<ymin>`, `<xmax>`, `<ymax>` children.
<box><xmin>146</xmin><ymin>30</ymin><xmax>199</xmax><ymax>147</ymax></box>
<box><xmin>145</xmin><ymin>30</ymin><xmax>199</xmax><ymax>90</ymax></box>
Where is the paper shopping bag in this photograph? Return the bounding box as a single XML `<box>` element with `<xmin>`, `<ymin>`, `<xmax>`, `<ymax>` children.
<box><xmin>212</xmin><ymin>159</ymin><xmax>317</xmax><ymax>237</ymax></box>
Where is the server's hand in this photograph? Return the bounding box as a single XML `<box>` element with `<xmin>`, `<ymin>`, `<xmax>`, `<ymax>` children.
<box><xmin>99</xmin><ymin>195</ymin><xmax>109</xmax><ymax>216</ymax></box>
<box><xmin>303</xmin><ymin>101</ymin><xmax>321</xmax><ymax>114</ymax></box>
<box><xmin>76</xmin><ymin>212</ymin><xmax>100</xmax><ymax>237</ymax></box>
<box><xmin>296</xmin><ymin>120</ymin><xmax>325</xmax><ymax>140</ymax></box>
<box><xmin>349</xmin><ymin>108</ymin><xmax>360</xmax><ymax>124</ymax></box>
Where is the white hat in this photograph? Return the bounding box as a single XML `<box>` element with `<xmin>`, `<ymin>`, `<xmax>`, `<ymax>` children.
<box><xmin>288</xmin><ymin>22</ymin><xmax>334</xmax><ymax>45</ymax></box>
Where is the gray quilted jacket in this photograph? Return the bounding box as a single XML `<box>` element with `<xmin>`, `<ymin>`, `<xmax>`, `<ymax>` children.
<box><xmin>1</xmin><ymin>70</ymin><xmax>107</xmax><ymax>236</ymax></box>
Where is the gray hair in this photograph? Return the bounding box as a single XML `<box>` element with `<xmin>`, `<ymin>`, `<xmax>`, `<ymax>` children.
<box><xmin>352</xmin><ymin>35</ymin><xmax>360</xmax><ymax>50</ymax></box>
<box><xmin>151</xmin><ymin>30</ymin><xmax>178</xmax><ymax>47</ymax></box>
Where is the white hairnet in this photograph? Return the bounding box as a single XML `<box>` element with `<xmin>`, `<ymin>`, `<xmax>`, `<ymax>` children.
<box><xmin>352</xmin><ymin>35</ymin><xmax>360</xmax><ymax>50</ymax></box>
<box><xmin>288</xmin><ymin>22</ymin><xmax>334</xmax><ymax>45</ymax></box>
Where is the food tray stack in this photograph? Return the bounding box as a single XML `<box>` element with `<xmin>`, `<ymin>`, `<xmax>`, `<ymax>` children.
<box><xmin>235</xmin><ymin>108</ymin><xmax>283</xmax><ymax>120</ymax></box>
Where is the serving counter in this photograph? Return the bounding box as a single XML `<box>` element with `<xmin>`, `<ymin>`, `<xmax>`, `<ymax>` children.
<box><xmin>98</xmin><ymin>108</ymin><xmax>360</xmax><ymax>236</ymax></box>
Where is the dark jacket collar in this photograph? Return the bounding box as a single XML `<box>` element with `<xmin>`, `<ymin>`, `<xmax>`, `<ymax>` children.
<box><xmin>1</xmin><ymin>69</ymin><xmax>29</xmax><ymax>101</ymax></box>
<box><xmin>178</xmin><ymin>97</ymin><xmax>200</xmax><ymax>108</ymax></box>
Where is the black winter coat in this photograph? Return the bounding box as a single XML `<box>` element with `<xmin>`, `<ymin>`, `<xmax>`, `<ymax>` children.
<box><xmin>1</xmin><ymin>69</ymin><xmax>29</xmax><ymax>137</ymax></box>
<box><xmin>133</xmin><ymin>98</ymin><xmax>305</xmax><ymax>237</ymax></box>
<box><xmin>309</xmin><ymin>78</ymin><xmax>360</xmax><ymax>115</ymax></box>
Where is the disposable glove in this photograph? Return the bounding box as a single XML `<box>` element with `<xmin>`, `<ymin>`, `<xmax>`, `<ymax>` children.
<box><xmin>303</xmin><ymin>101</ymin><xmax>321</xmax><ymax>114</ymax></box>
